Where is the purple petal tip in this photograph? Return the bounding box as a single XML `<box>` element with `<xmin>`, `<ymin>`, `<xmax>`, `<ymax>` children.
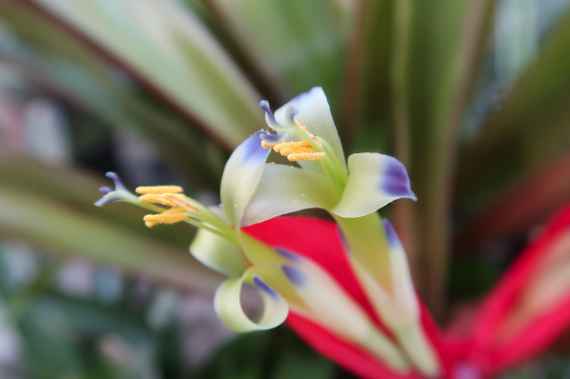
<box><xmin>253</xmin><ymin>277</ymin><xmax>278</xmax><ymax>299</ymax></box>
<box><xmin>276</xmin><ymin>248</ymin><xmax>302</xmax><ymax>262</ymax></box>
<box><xmin>382</xmin><ymin>158</ymin><xmax>415</xmax><ymax>199</ymax></box>
<box><xmin>383</xmin><ymin>219</ymin><xmax>400</xmax><ymax>248</ymax></box>
<box><xmin>282</xmin><ymin>264</ymin><xmax>306</xmax><ymax>287</ymax></box>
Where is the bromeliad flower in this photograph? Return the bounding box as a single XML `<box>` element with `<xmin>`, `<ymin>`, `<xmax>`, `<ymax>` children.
<box><xmin>94</xmin><ymin>84</ymin><xmax>570</xmax><ymax>379</ymax></box>
<box><xmin>94</xmin><ymin>132</ymin><xmax>422</xmax><ymax>376</ymax></box>
<box><xmin>243</xmin><ymin>86</ymin><xmax>416</xmax><ymax>226</ymax></box>
<box><xmin>243</xmin><ymin>88</ymin><xmax>438</xmax><ymax>377</ymax></box>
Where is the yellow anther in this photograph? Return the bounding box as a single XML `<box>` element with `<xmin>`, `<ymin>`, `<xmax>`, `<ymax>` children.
<box><xmin>162</xmin><ymin>193</ymin><xmax>198</xmax><ymax>212</ymax></box>
<box><xmin>287</xmin><ymin>152</ymin><xmax>325</xmax><ymax>161</ymax></box>
<box><xmin>135</xmin><ymin>185</ymin><xmax>183</xmax><ymax>195</ymax></box>
<box><xmin>273</xmin><ymin>140</ymin><xmax>312</xmax><ymax>153</ymax></box>
<box><xmin>138</xmin><ymin>193</ymin><xmax>185</xmax><ymax>208</ymax></box>
<box><xmin>261</xmin><ymin>140</ymin><xmax>277</xmax><ymax>149</ymax></box>
<box><xmin>143</xmin><ymin>208</ymin><xmax>187</xmax><ymax>228</ymax></box>
<box><xmin>279</xmin><ymin>146</ymin><xmax>314</xmax><ymax>155</ymax></box>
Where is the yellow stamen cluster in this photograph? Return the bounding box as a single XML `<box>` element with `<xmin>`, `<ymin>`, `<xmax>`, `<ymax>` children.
<box><xmin>136</xmin><ymin>185</ymin><xmax>183</xmax><ymax>194</ymax></box>
<box><xmin>263</xmin><ymin>119</ymin><xmax>325</xmax><ymax>161</ymax></box>
<box><xmin>135</xmin><ymin>185</ymin><xmax>196</xmax><ymax>228</ymax></box>
<box><xmin>272</xmin><ymin>140</ymin><xmax>325</xmax><ymax>161</ymax></box>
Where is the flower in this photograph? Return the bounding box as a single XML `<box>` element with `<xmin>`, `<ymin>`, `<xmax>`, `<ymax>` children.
<box><xmin>93</xmin><ymin>132</ymin><xmax>415</xmax><ymax>366</ymax></box>
<box><xmin>95</xmin><ymin>84</ymin><xmax>570</xmax><ymax>378</ymax></box>
<box><xmin>236</xmin><ymin>87</ymin><xmax>438</xmax><ymax>377</ymax></box>
<box><xmin>243</xmin><ymin>87</ymin><xmax>416</xmax><ymax>226</ymax></box>
<box><xmin>95</xmin><ymin>174</ymin><xmax>422</xmax><ymax>374</ymax></box>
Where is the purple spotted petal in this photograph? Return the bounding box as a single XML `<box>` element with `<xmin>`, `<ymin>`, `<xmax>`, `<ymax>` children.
<box><xmin>261</xmin><ymin>130</ymin><xmax>281</xmax><ymax>142</ymax></box>
<box><xmin>381</xmin><ymin>158</ymin><xmax>416</xmax><ymax>200</ymax></box>
<box><xmin>220</xmin><ymin>131</ymin><xmax>271</xmax><ymax>225</ymax></box>
<box><xmin>382</xmin><ymin>219</ymin><xmax>401</xmax><ymax>249</ymax></box>
<box><xmin>241</xmin><ymin>131</ymin><xmax>268</xmax><ymax>163</ymax></box>
<box><xmin>333</xmin><ymin>153</ymin><xmax>416</xmax><ymax>218</ymax></box>
<box><xmin>335</xmin><ymin>225</ymin><xmax>350</xmax><ymax>254</ymax></box>
<box><xmin>253</xmin><ymin>277</ymin><xmax>278</xmax><ymax>300</ymax></box>
<box><xmin>282</xmin><ymin>264</ymin><xmax>306</xmax><ymax>287</ymax></box>
<box><xmin>276</xmin><ymin>247</ymin><xmax>302</xmax><ymax>262</ymax></box>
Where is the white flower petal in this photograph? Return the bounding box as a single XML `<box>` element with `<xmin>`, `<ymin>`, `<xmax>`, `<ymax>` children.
<box><xmin>274</xmin><ymin>87</ymin><xmax>345</xmax><ymax>164</ymax></box>
<box><xmin>333</xmin><ymin>153</ymin><xmax>416</xmax><ymax>218</ymax></box>
<box><xmin>242</xmin><ymin>164</ymin><xmax>336</xmax><ymax>226</ymax></box>
<box><xmin>220</xmin><ymin>131</ymin><xmax>270</xmax><ymax>225</ymax></box>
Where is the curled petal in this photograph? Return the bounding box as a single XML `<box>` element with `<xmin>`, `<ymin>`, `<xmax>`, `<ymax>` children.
<box><xmin>242</xmin><ymin>164</ymin><xmax>336</xmax><ymax>226</ymax></box>
<box><xmin>220</xmin><ymin>131</ymin><xmax>271</xmax><ymax>225</ymax></box>
<box><xmin>333</xmin><ymin>153</ymin><xmax>416</xmax><ymax>218</ymax></box>
<box><xmin>190</xmin><ymin>229</ymin><xmax>247</xmax><ymax>277</ymax></box>
<box><xmin>214</xmin><ymin>270</ymin><xmax>289</xmax><ymax>332</ymax></box>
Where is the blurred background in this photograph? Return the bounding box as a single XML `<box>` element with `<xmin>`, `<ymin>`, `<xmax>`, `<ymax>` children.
<box><xmin>1</xmin><ymin>0</ymin><xmax>570</xmax><ymax>377</ymax></box>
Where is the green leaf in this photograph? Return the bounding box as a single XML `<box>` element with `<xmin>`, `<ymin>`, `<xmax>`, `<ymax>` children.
<box><xmin>0</xmin><ymin>4</ymin><xmax>225</xmax><ymax>185</ymax></box>
<box><xmin>195</xmin><ymin>329</ymin><xmax>337</xmax><ymax>379</ymax></box>
<box><xmin>207</xmin><ymin>0</ymin><xmax>351</xmax><ymax>109</ymax></box>
<box><xmin>343</xmin><ymin>0</ymin><xmax>393</xmax><ymax>150</ymax></box>
<box><xmin>0</xmin><ymin>187</ymin><xmax>221</xmax><ymax>294</ymax></box>
<box><xmin>405</xmin><ymin>0</ymin><xmax>495</xmax><ymax>313</ymax></box>
<box><xmin>194</xmin><ymin>332</ymin><xmax>272</xmax><ymax>379</ymax></box>
<box><xmin>457</xmin><ymin>9</ymin><xmax>570</xmax><ymax>215</ymax></box>
<box><xmin>14</xmin><ymin>0</ymin><xmax>264</xmax><ymax>148</ymax></box>
<box><xmin>0</xmin><ymin>157</ymin><xmax>189</xmax><ymax>248</ymax></box>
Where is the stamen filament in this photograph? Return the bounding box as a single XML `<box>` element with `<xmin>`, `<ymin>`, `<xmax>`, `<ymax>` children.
<box><xmin>293</xmin><ymin>119</ymin><xmax>322</xmax><ymax>148</ymax></box>
<box><xmin>139</xmin><ymin>193</ymin><xmax>185</xmax><ymax>208</ymax></box>
<box><xmin>161</xmin><ymin>193</ymin><xmax>199</xmax><ymax>212</ymax></box>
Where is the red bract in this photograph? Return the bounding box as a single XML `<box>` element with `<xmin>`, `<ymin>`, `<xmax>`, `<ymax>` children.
<box><xmin>245</xmin><ymin>216</ymin><xmax>448</xmax><ymax>379</ymax></box>
<box><xmin>245</xmin><ymin>208</ymin><xmax>570</xmax><ymax>379</ymax></box>
<box><xmin>455</xmin><ymin>205</ymin><xmax>570</xmax><ymax>377</ymax></box>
